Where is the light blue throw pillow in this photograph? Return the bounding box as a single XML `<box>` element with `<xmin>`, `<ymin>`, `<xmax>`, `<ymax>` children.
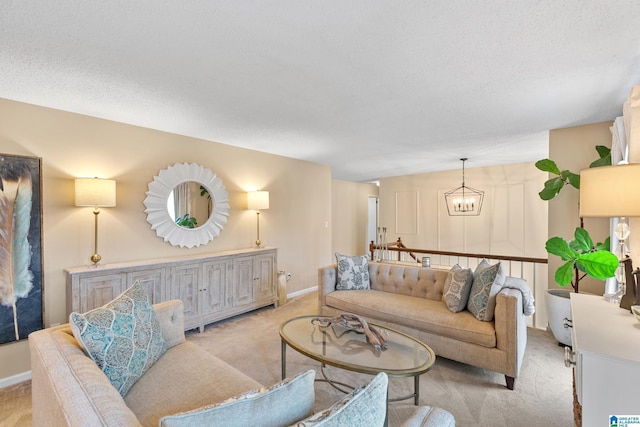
<box><xmin>159</xmin><ymin>370</ymin><xmax>316</xmax><ymax>427</ymax></box>
<box><xmin>467</xmin><ymin>259</ymin><xmax>506</xmax><ymax>321</ymax></box>
<box><xmin>69</xmin><ymin>281</ymin><xmax>166</xmax><ymax>397</ymax></box>
<box><xmin>294</xmin><ymin>372</ymin><xmax>388</xmax><ymax>427</ymax></box>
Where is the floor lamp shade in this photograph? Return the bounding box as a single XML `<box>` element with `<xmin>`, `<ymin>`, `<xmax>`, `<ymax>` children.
<box><xmin>75</xmin><ymin>178</ymin><xmax>117</xmax><ymax>207</ymax></box>
<box><xmin>579</xmin><ymin>164</ymin><xmax>640</xmax><ymax>217</ymax></box>
<box><xmin>247</xmin><ymin>190</ymin><xmax>269</xmax><ymax>210</ymax></box>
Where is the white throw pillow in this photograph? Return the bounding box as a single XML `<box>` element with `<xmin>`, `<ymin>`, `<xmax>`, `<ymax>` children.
<box><xmin>335</xmin><ymin>253</ymin><xmax>370</xmax><ymax>290</ymax></box>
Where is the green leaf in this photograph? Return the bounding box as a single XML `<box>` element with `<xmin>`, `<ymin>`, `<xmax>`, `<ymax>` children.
<box><xmin>546</xmin><ymin>237</ymin><xmax>577</xmax><ymax>260</ymax></box>
<box><xmin>589</xmin><ymin>155</ymin><xmax>611</xmax><ymax>168</ymax></box>
<box><xmin>595</xmin><ymin>237</ymin><xmax>611</xmax><ymax>251</ymax></box>
<box><xmin>594</xmin><ymin>145</ymin><xmax>611</xmax><ymax>158</ymax></box>
<box><xmin>576</xmin><ymin>251</ymin><xmax>619</xmax><ymax>280</ymax></box>
<box><xmin>589</xmin><ymin>146</ymin><xmax>612</xmax><ymax>168</ymax></box>
<box><xmin>554</xmin><ymin>261</ymin><xmax>574</xmax><ymax>287</ymax></box>
<box><xmin>559</xmin><ymin>170</ymin><xmax>580</xmax><ymax>189</ymax></box>
<box><xmin>573</xmin><ymin>228</ymin><xmax>593</xmax><ymax>252</ymax></box>
<box><xmin>535</xmin><ymin>159</ymin><xmax>561</xmax><ymax>175</ymax></box>
<box><xmin>569</xmin><ymin>239</ymin><xmax>585</xmax><ymax>253</ymax></box>
<box><xmin>566</xmin><ymin>172</ymin><xmax>580</xmax><ymax>189</ymax></box>
<box><xmin>539</xmin><ymin>177</ymin><xmax>564</xmax><ymax>200</ymax></box>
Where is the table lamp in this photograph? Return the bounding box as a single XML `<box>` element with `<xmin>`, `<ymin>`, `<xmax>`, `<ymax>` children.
<box><xmin>247</xmin><ymin>190</ymin><xmax>269</xmax><ymax>248</ymax></box>
<box><xmin>75</xmin><ymin>178</ymin><xmax>116</xmax><ymax>266</ymax></box>
<box><xmin>580</xmin><ymin>163</ymin><xmax>640</xmax><ymax>306</ymax></box>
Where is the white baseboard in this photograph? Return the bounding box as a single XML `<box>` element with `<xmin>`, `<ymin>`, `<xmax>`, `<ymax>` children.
<box><xmin>0</xmin><ymin>371</ymin><xmax>31</xmax><ymax>389</ymax></box>
<box><xmin>287</xmin><ymin>286</ymin><xmax>317</xmax><ymax>299</ymax></box>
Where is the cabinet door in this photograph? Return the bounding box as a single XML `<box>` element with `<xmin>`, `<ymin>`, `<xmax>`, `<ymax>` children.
<box><xmin>127</xmin><ymin>268</ymin><xmax>166</xmax><ymax>303</ymax></box>
<box><xmin>254</xmin><ymin>254</ymin><xmax>275</xmax><ymax>302</ymax></box>
<box><xmin>202</xmin><ymin>260</ymin><xmax>229</xmax><ymax>315</ymax></box>
<box><xmin>170</xmin><ymin>264</ymin><xmax>201</xmax><ymax>326</ymax></box>
<box><xmin>78</xmin><ymin>274</ymin><xmax>126</xmax><ymax>312</ymax></box>
<box><xmin>233</xmin><ymin>257</ymin><xmax>255</xmax><ymax>306</ymax></box>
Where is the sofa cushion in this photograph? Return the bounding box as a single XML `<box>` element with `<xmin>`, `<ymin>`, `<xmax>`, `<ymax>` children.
<box><xmin>69</xmin><ymin>281</ymin><xmax>166</xmax><ymax>397</ymax></box>
<box><xmin>125</xmin><ymin>341</ymin><xmax>262</xmax><ymax>425</ymax></box>
<box><xmin>294</xmin><ymin>372</ymin><xmax>388</xmax><ymax>427</ymax></box>
<box><xmin>467</xmin><ymin>260</ymin><xmax>506</xmax><ymax>321</ymax></box>
<box><xmin>368</xmin><ymin>262</ymin><xmax>449</xmax><ymax>301</ymax></box>
<box><xmin>158</xmin><ymin>369</ymin><xmax>315</xmax><ymax>427</ymax></box>
<box><xmin>335</xmin><ymin>253</ymin><xmax>370</xmax><ymax>290</ymax></box>
<box><xmin>442</xmin><ymin>264</ymin><xmax>473</xmax><ymax>313</ymax></box>
<box><xmin>325</xmin><ymin>290</ymin><xmax>496</xmax><ymax>348</ymax></box>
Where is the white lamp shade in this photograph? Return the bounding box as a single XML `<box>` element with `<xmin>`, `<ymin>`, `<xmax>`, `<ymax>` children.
<box><xmin>579</xmin><ymin>164</ymin><xmax>640</xmax><ymax>217</ymax></box>
<box><xmin>247</xmin><ymin>190</ymin><xmax>269</xmax><ymax>210</ymax></box>
<box><xmin>75</xmin><ymin>178</ymin><xmax>117</xmax><ymax>207</ymax></box>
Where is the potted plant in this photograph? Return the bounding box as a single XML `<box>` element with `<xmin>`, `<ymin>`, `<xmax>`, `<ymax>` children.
<box><xmin>536</xmin><ymin>146</ymin><xmax>619</xmax><ymax>346</ymax></box>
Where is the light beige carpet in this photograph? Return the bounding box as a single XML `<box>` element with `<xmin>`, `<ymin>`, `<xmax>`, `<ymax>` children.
<box><xmin>0</xmin><ymin>291</ymin><xmax>573</xmax><ymax>426</ymax></box>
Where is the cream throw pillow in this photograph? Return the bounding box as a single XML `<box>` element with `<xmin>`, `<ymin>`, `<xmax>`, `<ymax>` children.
<box><xmin>442</xmin><ymin>264</ymin><xmax>473</xmax><ymax>313</ymax></box>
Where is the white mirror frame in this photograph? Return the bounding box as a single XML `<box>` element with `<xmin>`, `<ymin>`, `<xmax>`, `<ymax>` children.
<box><xmin>143</xmin><ymin>162</ymin><xmax>229</xmax><ymax>248</ymax></box>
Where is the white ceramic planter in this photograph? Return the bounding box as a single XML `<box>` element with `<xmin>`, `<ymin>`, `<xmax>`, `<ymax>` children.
<box><xmin>545</xmin><ymin>289</ymin><xmax>573</xmax><ymax>347</ymax></box>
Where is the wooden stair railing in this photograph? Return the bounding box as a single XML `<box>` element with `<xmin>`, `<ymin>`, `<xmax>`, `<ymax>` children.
<box><xmin>369</xmin><ymin>237</ymin><xmax>548</xmax><ymax>266</ymax></box>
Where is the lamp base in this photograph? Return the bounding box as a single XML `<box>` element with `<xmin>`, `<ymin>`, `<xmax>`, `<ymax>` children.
<box><xmin>90</xmin><ymin>253</ymin><xmax>102</xmax><ymax>266</ymax></box>
<box><xmin>254</xmin><ymin>239</ymin><xmax>263</xmax><ymax>249</ymax></box>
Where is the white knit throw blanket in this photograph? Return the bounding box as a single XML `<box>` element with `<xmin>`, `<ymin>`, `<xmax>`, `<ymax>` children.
<box><xmin>502</xmin><ymin>281</ymin><xmax>536</xmax><ymax>316</ymax></box>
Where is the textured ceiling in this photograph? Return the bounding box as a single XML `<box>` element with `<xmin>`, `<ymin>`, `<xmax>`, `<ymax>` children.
<box><xmin>2</xmin><ymin>1</ymin><xmax>640</xmax><ymax>182</ymax></box>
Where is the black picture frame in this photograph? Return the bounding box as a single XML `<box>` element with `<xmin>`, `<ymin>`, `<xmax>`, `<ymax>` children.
<box><xmin>0</xmin><ymin>154</ymin><xmax>43</xmax><ymax>345</ymax></box>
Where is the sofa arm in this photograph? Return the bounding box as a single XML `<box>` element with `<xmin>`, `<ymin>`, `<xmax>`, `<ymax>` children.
<box><xmin>493</xmin><ymin>283</ymin><xmax>528</xmax><ymax>384</ymax></box>
<box><xmin>317</xmin><ymin>264</ymin><xmax>338</xmax><ymax>313</ymax></box>
<box><xmin>154</xmin><ymin>300</ymin><xmax>186</xmax><ymax>349</ymax></box>
<box><xmin>29</xmin><ymin>326</ymin><xmax>142</xmax><ymax>427</ymax></box>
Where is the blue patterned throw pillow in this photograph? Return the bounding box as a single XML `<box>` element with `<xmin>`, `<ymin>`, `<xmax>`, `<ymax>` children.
<box><xmin>443</xmin><ymin>264</ymin><xmax>474</xmax><ymax>313</ymax></box>
<box><xmin>467</xmin><ymin>259</ymin><xmax>506</xmax><ymax>321</ymax></box>
<box><xmin>69</xmin><ymin>281</ymin><xmax>166</xmax><ymax>397</ymax></box>
<box><xmin>335</xmin><ymin>253</ymin><xmax>370</xmax><ymax>290</ymax></box>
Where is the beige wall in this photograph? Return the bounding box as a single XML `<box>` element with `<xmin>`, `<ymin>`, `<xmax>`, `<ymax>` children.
<box><xmin>0</xmin><ymin>98</ymin><xmax>333</xmax><ymax>381</ymax></box>
<box><xmin>548</xmin><ymin>121</ymin><xmax>613</xmax><ymax>295</ymax></box>
<box><xmin>378</xmin><ymin>162</ymin><xmax>548</xmax><ymax>257</ymax></box>
<box><xmin>331</xmin><ymin>179</ymin><xmax>379</xmax><ymax>258</ymax></box>
<box><xmin>378</xmin><ymin>161</ymin><xmax>549</xmax><ymax>327</ymax></box>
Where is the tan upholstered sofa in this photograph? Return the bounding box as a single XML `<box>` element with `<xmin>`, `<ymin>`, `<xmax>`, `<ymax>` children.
<box><xmin>29</xmin><ymin>298</ymin><xmax>452</xmax><ymax>427</ymax></box>
<box><xmin>318</xmin><ymin>261</ymin><xmax>529</xmax><ymax>390</ymax></box>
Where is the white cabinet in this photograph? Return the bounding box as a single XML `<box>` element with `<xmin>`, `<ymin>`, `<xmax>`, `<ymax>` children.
<box><xmin>568</xmin><ymin>293</ymin><xmax>640</xmax><ymax>426</ymax></box>
<box><xmin>66</xmin><ymin>248</ymin><xmax>277</xmax><ymax>333</ymax></box>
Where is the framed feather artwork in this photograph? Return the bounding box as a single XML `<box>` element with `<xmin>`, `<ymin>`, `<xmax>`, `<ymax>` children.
<box><xmin>0</xmin><ymin>154</ymin><xmax>43</xmax><ymax>345</ymax></box>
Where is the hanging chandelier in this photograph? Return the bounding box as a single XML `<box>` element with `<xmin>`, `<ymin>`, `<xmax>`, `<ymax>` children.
<box><xmin>444</xmin><ymin>158</ymin><xmax>484</xmax><ymax>216</ymax></box>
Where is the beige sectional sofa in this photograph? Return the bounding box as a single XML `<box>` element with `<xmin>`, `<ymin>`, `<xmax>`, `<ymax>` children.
<box><xmin>318</xmin><ymin>261</ymin><xmax>529</xmax><ymax>390</ymax></box>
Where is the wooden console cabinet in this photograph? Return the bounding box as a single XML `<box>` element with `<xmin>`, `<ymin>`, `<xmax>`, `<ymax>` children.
<box><xmin>66</xmin><ymin>248</ymin><xmax>277</xmax><ymax>332</ymax></box>
<box><xmin>568</xmin><ymin>293</ymin><xmax>640</xmax><ymax>426</ymax></box>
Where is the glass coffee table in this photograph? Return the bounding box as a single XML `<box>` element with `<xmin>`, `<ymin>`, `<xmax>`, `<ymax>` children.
<box><xmin>280</xmin><ymin>315</ymin><xmax>436</xmax><ymax>405</ymax></box>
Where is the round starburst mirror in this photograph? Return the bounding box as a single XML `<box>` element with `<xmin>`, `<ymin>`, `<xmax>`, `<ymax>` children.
<box><xmin>143</xmin><ymin>162</ymin><xmax>229</xmax><ymax>248</ymax></box>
